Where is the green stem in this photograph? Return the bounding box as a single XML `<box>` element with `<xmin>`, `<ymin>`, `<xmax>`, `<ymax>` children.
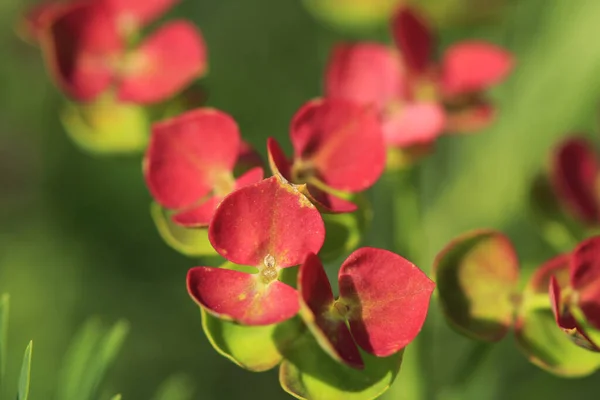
<box><xmin>375</xmin><ymin>166</ymin><xmax>431</xmax><ymax>400</ymax></box>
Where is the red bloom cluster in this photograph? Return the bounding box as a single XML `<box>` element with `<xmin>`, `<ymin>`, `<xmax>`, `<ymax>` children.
<box><xmin>23</xmin><ymin>0</ymin><xmax>206</xmax><ymax>104</ymax></box>
<box><xmin>141</xmin><ymin>98</ymin><xmax>435</xmax><ymax>372</ymax></box>
<box><xmin>325</xmin><ymin>6</ymin><xmax>513</xmax><ymax>149</ymax></box>
<box><xmin>549</xmin><ymin>236</ymin><xmax>600</xmax><ymax>350</ymax></box>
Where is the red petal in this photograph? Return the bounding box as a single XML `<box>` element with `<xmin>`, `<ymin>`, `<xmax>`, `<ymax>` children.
<box><xmin>103</xmin><ymin>0</ymin><xmax>177</xmax><ymax>27</ymax></box>
<box><xmin>267</xmin><ymin>137</ymin><xmax>293</xmax><ymax>180</ymax></box>
<box><xmin>325</xmin><ymin>43</ymin><xmax>405</xmax><ymax>111</ymax></box>
<box><xmin>172</xmin><ymin>196</ymin><xmax>220</xmax><ymax>227</ymax></box>
<box><xmin>391</xmin><ymin>7</ymin><xmax>433</xmax><ymax>75</ymax></box>
<box><xmin>209</xmin><ymin>176</ymin><xmax>325</xmax><ymax>267</ymax></box>
<box><xmin>290</xmin><ymin>99</ymin><xmax>386</xmax><ymax>192</ymax></box>
<box><xmin>570</xmin><ymin>236</ymin><xmax>600</xmax><ymax>329</ymax></box>
<box><xmin>298</xmin><ymin>253</ymin><xmax>364</xmax><ymax>368</ymax></box>
<box><xmin>171</xmin><ymin>165</ymin><xmax>263</xmax><ymax>228</ymax></box>
<box><xmin>383</xmin><ymin>102</ymin><xmax>445</xmax><ymax>147</ymax></box>
<box><xmin>144</xmin><ymin>108</ymin><xmax>240</xmax><ymax>210</ymax></box>
<box><xmin>441</xmin><ymin>42</ymin><xmax>513</xmax><ymax>97</ymax></box>
<box><xmin>551</xmin><ymin>137</ymin><xmax>600</xmax><ymax>224</ymax></box>
<box><xmin>118</xmin><ymin>21</ymin><xmax>207</xmax><ymax>104</ymax></box>
<box><xmin>187</xmin><ymin>267</ymin><xmax>299</xmax><ymax>325</ymax></box>
<box><xmin>339</xmin><ymin>247</ymin><xmax>435</xmax><ymax>356</ymax></box>
<box><xmin>40</xmin><ymin>2</ymin><xmax>122</xmax><ymax>101</ymax></box>
<box><xmin>527</xmin><ymin>254</ymin><xmax>571</xmax><ymax>294</ymax></box>
<box><xmin>549</xmin><ymin>275</ymin><xmax>577</xmax><ymax>330</ymax></box>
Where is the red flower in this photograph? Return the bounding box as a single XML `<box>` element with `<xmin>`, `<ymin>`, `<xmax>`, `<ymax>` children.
<box><xmin>298</xmin><ymin>248</ymin><xmax>434</xmax><ymax>368</ymax></box>
<box><xmin>325</xmin><ymin>6</ymin><xmax>513</xmax><ymax>148</ymax></box>
<box><xmin>33</xmin><ymin>0</ymin><xmax>206</xmax><ymax>103</ymax></box>
<box><xmin>187</xmin><ymin>176</ymin><xmax>326</xmax><ymax>325</ymax></box>
<box><xmin>144</xmin><ymin>108</ymin><xmax>263</xmax><ymax>227</ymax></box>
<box><xmin>267</xmin><ymin>99</ymin><xmax>386</xmax><ymax>213</ymax></box>
<box><xmin>551</xmin><ymin>137</ymin><xmax>600</xmax><ymax>225</ymax></box>
<box><xmin>549</xmin><ymin>236</ymin><xmax>600</xmax><ymax>350</ymax></box>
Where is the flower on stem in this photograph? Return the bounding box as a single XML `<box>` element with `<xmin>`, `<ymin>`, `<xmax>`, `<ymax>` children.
<box><xmin>325</xmin><ymin>6</ymin><xmax>513</xmax><ymax>151</ymax></box>
<box><xmin>298</xmin><ymin>248</ymin><xmax>434</xmax><ymax>369</ymax></box>
<box><xmin>30</xmin><ymin>0</ymin><xmax>206</xmax><ymax>103</ymax></box>
<box><xmin>144</xmin><ymin>108</ymin><xmax>263</xmax><ymax>227</ymax></box>
<box><xmin>267</xmin><ymin>99</ymin><xmax>386</xmax><ymax>213</ymax></box>
<box><xmin>550</xmin><ymin>236</ymin><xmax>600</xmax><ymax>351</ymax></box>
<box><xmin>186</xmin><ymin>175</ymin><xmax>325</xmax><ymax>325</ymax></box>
<box><xmin>550</xmin><ymin>137</ymin><xmax>600</xmax><ymax>226</ymax></box>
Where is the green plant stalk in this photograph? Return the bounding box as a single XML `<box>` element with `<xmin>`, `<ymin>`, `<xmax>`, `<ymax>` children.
<box><xmin>373</xmin><ymin>166</ymin><xmax>432</xmax><ymax>400</ymax></box>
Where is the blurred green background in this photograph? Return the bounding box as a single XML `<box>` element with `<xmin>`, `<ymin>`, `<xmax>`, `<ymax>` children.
<box><xmin>2</xmin><ymin>0</ymin><xmax>600</xmax><ymax>398</ymax></box>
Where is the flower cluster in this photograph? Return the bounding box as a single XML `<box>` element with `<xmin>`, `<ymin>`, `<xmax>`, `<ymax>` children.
<box><xmin>324</xmin><ymin>6</ymin><xmax>512</xmax><ymax>154</ymax></box>
<box><xmin>21</xmin><ymin>0</ymin><xmax>207</xmax><ymax>153</ymax></box>
<box><xmin>143</xmin><ymin>98</ymin><xmax>435</xmax><ymax>398</ymax></box>
<box><xmin>434</xmin><ymin>229</ymin><xmax>600</xmax><ymax>377</ymax></box>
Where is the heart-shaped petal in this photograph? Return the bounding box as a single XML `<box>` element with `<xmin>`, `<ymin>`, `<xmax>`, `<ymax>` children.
<box><xmin>339</xmin><ymin>247</ymin><xmax>434</xmax><ymax>356</ymax></box>
<box><xmin>118</xmin><ymin>21</ymin><xmax>207</xmax><ymax>104</ymax></box>
<box><xmin>570</xmin><ymin>236</ymin><xmax>600</xmax><ymax>329</ymax></box>
<box><xmin>391</xmin><ymin>6</ymin><xmax>433</xmax><ymax>75</ymax></box>
<box><xmin>40</xmin><ymin>2</ymin><xmax>123</xmax><ymax>101</ymax></box>
<box><xmin>441</xmin><ymin>42</ymin><xmax>513</xmax><ymax>97</ymax></box>
<box><xmin>325</xmin><ymin>43</ymin><xmax>405</xmax><ymax>111</ymax></box>
<box><xmin>433</xmin><ymin>230</ymin><xmax>519</xmax><ymax>342</ymax></box>
<box><xmin>209</xmin><ymin>176</ymin><xmax>325</xmax><ymax>267</ymax></box>
<box><xmin>383</xmin><ymin>101</ymin><xmax>445</xmax><ymax>147</ymax></box>
<box><xmin>290</xmin><ymin>99</ymin><xmax>385</xmax><ymax>193</ymax></box>
<box><xmin>187</xmin><ymin>266</ymin><xmax>299</xmax><ymax>325</ymax></box>
<box><xmin>144</xmin><ymin>108</ymin><xmax>240</xmax><ymax>210</ymax></box>
<box><xmin>298</xmin><ymin>253</ymin><xmax>364</xmax><ymax>369</ymax></box>
<box><xmin>551</xmin><ymin>137</ymin><xmax>600</xmax><ymax>224</ymax></box>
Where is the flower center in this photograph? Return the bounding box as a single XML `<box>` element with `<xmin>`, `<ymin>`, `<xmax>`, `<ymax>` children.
<box><xmin>213</xmin><ymin>172</ymin><xmax>235</xmax><ymax>197</ymax></box>
<box><xmin>291</xmin><ymin>159</ymin><xmax>317</xmax><ymax>184</ymax></box>
<box><xmin>260</xmin><ymin>254</ymin><xmax>278</xmax><ymax>284</ymax></box>
<box><xmin>330</xmin><ymin>299</ymin><xmax>350</xmax><ymax>321</ymax></box>
<box><xmin>414</xmin><ymin>78</ymin><xmax>439</xmax><ymax>103</ymax></box>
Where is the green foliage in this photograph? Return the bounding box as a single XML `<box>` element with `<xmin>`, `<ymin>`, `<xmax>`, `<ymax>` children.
<box><xmin>56</xmin><ymin>318</ymin><xmax>129</xmax><ymax>400</ymax></box>
<box><xmin>152</xmin><ymin>374</ymin><xmax>195</xmax><ymax>400</ymax></box>
<box><xmin>0</xmin><ymin>294</ymin><xmax>8</xmax><ymax>386</ymax></box>
<box><xmin>17</xmin><ymin>341</ymin><xmax>32</xmax><ymax>400</ymax></box>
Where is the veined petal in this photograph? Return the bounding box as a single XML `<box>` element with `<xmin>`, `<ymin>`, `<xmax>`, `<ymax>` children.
<box><xmin>187</xmin><ymin>267</ymin><xmax>299</xmax><ymax>326</ymax></box>
<box><xmin>340</xmin><ymin>247</ymin><xmax>435</xmax><ymax>356</ymax></box>
<box><xmin>144</xmin><ymin>108</ymin><xmax>240</xmax><ymax>209</ymax></box>
<box><xmin>209</xmin><ymin>176</ymin><xmax>325</xmax><ymax>267</ymax></box>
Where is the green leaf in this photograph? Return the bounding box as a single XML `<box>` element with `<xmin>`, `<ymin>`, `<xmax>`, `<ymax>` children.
<box><xmin>60</xmin><ymin>97</ymin><xmax>149</xmax><ymax>155</ymax></box>
<box><xmin>320</xmin><ymin>194</ymin><xmax>372</xmax><ymax>262</ymax></box>
<box><xmin>152</xmin><ymin>374</ymin><xmax>194</xmax><ymax>400</ymax></box>
<box><xmin>0</xmin><ymin>294</ymin><xmax>8</xmax><ymax>386</ymax></box>
<box><xmin>514</xmin><ymin>308</ymin><xmax>600</xmax><ymax>377</ymax></box>
<box><xmin>110</xmin><ymin>395</ymin><xmax>122</xmax><ymax>400</ymax></box>
<box><xmin>57</xmin><ymin>318</ymin><xmax>129</xmax><ymax>400</ymax></box>
<box><xmin>201</xmin><ymin>310</ymin><xmax>301</xmax><ymax>372</ymax></box>
<box><xmin>17</xmin><ymin>341</ymin><xmax>32</xmax><ymax>400</ymax></box>
<box><xmin>433</xmin><ymin>230</ymin><xmax>519</xmax><ymax>342</ymax></box>
<box><xmin>279</xmin><ymin>332</ymin><xmax>402</xmax><ymax>400</ymax></box>
<box><xmin>150</xmin><ymin>203</ymin><xmax>217</xmax><ymax>257</ymax></box>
